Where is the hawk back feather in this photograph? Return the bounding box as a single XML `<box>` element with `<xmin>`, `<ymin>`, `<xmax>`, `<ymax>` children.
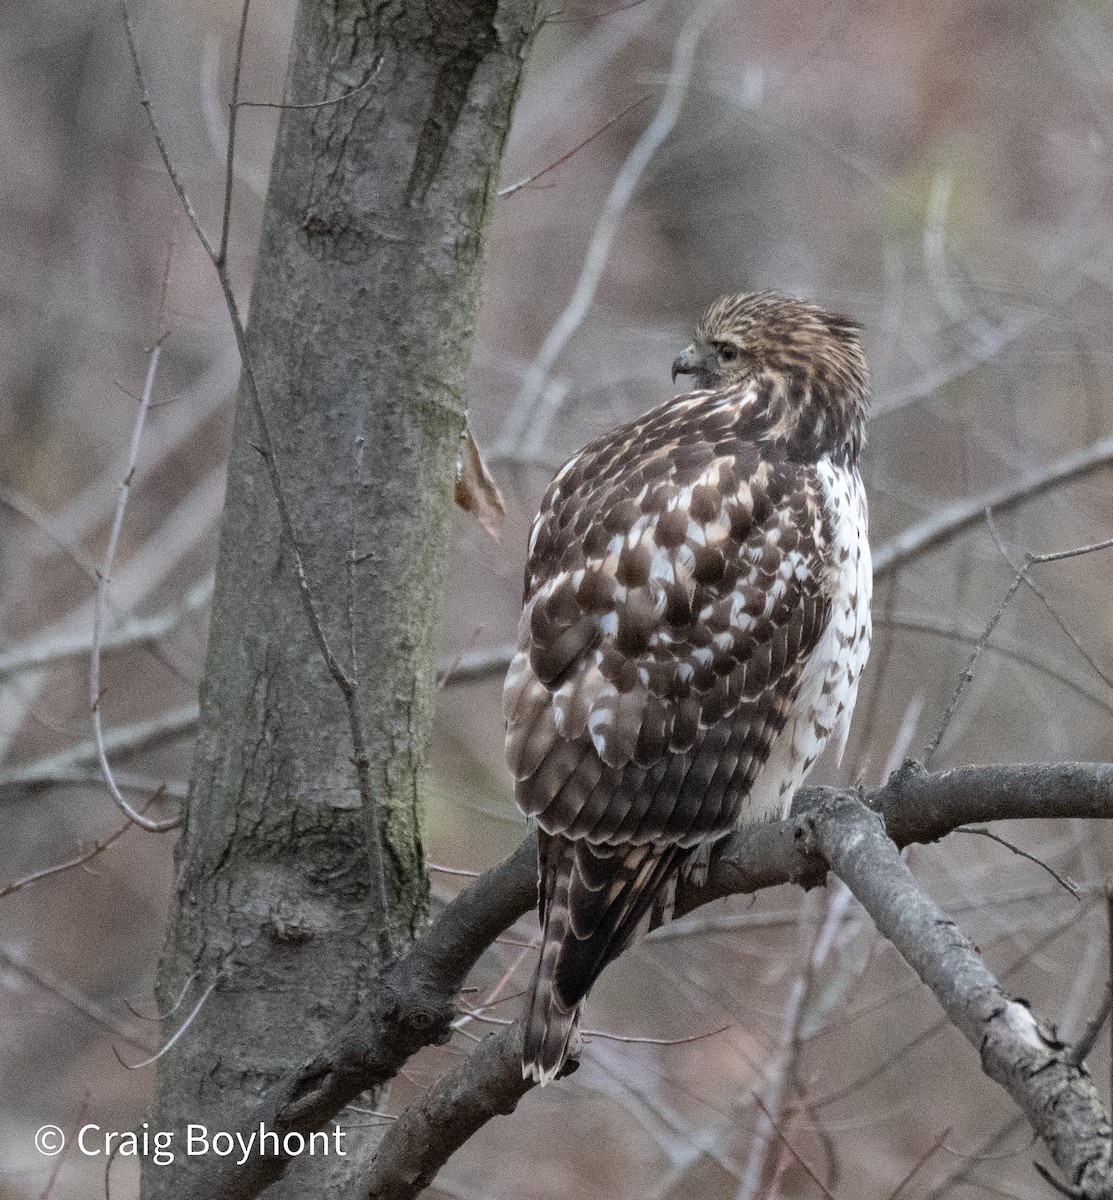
<box><xmin>508</xmin><ymin>292</ymin><xmax>872</xmax><ymax>1084</ymax></box>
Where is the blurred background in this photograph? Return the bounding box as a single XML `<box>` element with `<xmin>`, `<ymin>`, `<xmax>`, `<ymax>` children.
<box><xmin>2</xmin><ymin>0</ymin><xmax>1113</xmax><ymax>1196</ymax></box>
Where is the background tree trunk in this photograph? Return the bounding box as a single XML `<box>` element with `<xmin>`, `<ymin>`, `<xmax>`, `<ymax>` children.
<box><xmin>143</xmin><ymin>2</ymin><xmax>538</xmax><ymax>1194</ymax></box>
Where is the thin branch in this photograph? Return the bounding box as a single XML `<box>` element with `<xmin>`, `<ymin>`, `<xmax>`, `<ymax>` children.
<box><xmin>217</xmin><ymin>0</ymin><xmax>252</xmax><ymax>265</ymax></box>
<box><xmin>581</xmin><ymin>1022</ymin><xmax>731</xmax><ymax>1046</ymax></box>
<box><xmin>436</xmin><ymin>643</ymin><xmax>515</xmax><ymax>687</ymax></box>
<box><xmin>926</xmin><ymin>520</ymin><xmax>1113</xmax><ymax>763</ymax></box>
<box><xmin>90</xmin><ymin>323</ymin><xmax>180</xmax><ymax>832</ymax></box>
<box><xmin>751</xmin><ymin>1094</ymin><xmax>836</xmax><ymax>1200</ymax></box>
<box><xmin>872</xmin><ymin>432</ymin><xmax>1113</xmax><ymax>580</ymax></box>
<box><xmin>113</xmin><ymin>976</ymin><xmax>220</xmax><ymax>1069</ymax></box>
<box><xmin>426</xmin><ymin>863</ymin><xmax>482</xmax><ymax>878</ymax></box>
<box><xmin>492</xmin><ymin>0</ymin><xmax>726</xmax><ymax>458</ymax></box>
<box><xmin>498</xmin><ymin>91</ymin><xmax>651</xmax><ymax>197</ymax></box>
<box><xmin>887</xmin><ymin>1127</ymin><xmax>952</xmax><ymax>1200</ymax></box>
<box><xmin>126</xmin><ymin>970</ymin><xmax>200</xmax><ymax>1022</ymax></box>
<box><xmin>953</xmin><ymin>827</ymin><xmax>1081</xmax><ymax>899</ymax></box>
<box><xmin>0</xmin><ymin>789</ymin><xmax>163</xmax><ymax>899</ymax></box>
<box><xmin>233</xmin><ymin>69</ymin><xmax>381</xmax><ymax>111</ymax></box>
<box><xmin>1067</xmin><ymin>997</ymin><xmax>1111</xmax><ymax>1068</ymax></box>
<box><xmin>987</xmin><ymin>516</ymin><xmax>1113</xmax><ymax>692</ymax></box>
<box><xmin>923</xmin><ymin>513</ymin><xmax>1025</xmax><ymax>764</ymax></box>
<box><xmin>121</xmin><ymin>8</ymin><xmax>216</xmax><ymax>260</ymax></box>
<box><xmin>926</xmin><ymin>1115</ymin><xmax>1028</xmax><ymax>1200</ymax></box>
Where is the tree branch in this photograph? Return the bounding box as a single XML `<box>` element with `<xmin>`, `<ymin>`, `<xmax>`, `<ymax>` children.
<box><xmin>180</xmin><ymin>760</ymin><xmax>1113</xmax><ymax>1200</ymax></box>
<box><xmin>802</xmin><ymin>794</ymin><xmax>1112</xmax><ymax>1199</ymax></box>
<box><xmin>356</xmin><ymin>764</ymin><xmax>1113</xmax><ymax>1200</ymax></box>
<box><xmin>356</xmin><ymin>1023</ymin><xmax>531</xmax><ymax>1200</ymax></box>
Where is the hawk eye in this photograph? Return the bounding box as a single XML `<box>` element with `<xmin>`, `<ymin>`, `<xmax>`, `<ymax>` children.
<box><xmin>717</xmin><ymin>343</ymin><xmax>738</xmax><ymax>363</ymax></box>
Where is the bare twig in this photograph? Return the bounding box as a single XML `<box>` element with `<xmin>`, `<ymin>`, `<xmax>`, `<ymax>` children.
<box><xmin>217</xmin><ymin>0</ymin><xmax>252</xmax><ymax>265</ymax></box>
<box><xmin>751</xmin><ymin>1094</ymin><xmax>836</xmax><ymax>1200</ymax></box>
<box><xmin>492</xmin><ymin>0</ymin><xmax>726</xmax><ymax>458</ymax></box>
<box><xmin>126</xmin><ymin>970</ymin><xmax>200</xmax><ymax>1022</ymax></box>
<box><xmin>233</xmin><ymin>69</ymin><xmax>382</xmax><ymax>111</ymax></box>
<box><xmin>498</xmin><ymin>92</ymin><xmax>651</xmax><ymax>197</ymax></box>
<box><xmin>0</xmin><ymin>789</ymin><xmax>163</xmax><ymax>899</ymax></box>
<box><xmin>923</xmin><ymin>515</ymin><xmax>1025</xmax><ymax>764</ymax></box>
<box><xmin>887</xmin><ymin>1126</ymin><xmax>952</xmax><ymax>1200</ymax></box>
<box><xmin>426</xmin><ymin>863</ymin><xmax>482</xmax><ymax>878</ymax></box>
<box><xmin>925</xmin><ymin>1115</ymin><xmax>1028</xmax><ymax>1200</ymax></box>
<box><xmin>953</xmin><ymin>827</ymin><xmax>1081</xmax><ymax>898</ymax></box>
<box><xmin>1067</xmin><ymin>996</ymin><xmax>1111</xmax><ymax>1068</ymax></box>
<box><xmin>582</xmin><ymin>1022</ymin><xmax>731</xmax><ymax>1046</ymax></box>
<box><xmin>113</xmin><ymin>975</ymin><xmax>220</xmax><ymax>1070</ymax></box>
<box><xmin>986</xmin><ymin>516</ymin><xmax>1113</xmax><ymax>692</ymax></box>
<box><xmin>90</xmin><ymin>319</ymin><xmax>180</xmax><ymax>831</ymax></box>
<box><xmin>924</xmin><ymin>518</ymin><xmax>1113</xmax><ymax>765</ymax></box>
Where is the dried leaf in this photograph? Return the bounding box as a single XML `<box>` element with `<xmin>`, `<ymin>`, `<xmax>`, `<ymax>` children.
<box><xmin>455</xmin><ymin>422</ymin><xmax>505</xmax><ymax>541</ymax></box>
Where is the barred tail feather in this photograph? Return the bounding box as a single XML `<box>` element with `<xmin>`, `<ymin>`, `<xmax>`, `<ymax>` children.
<box><xmin>522</xmin><ymin>937</ymin><xmax>581</xmax><ymax>1085</ymax></box>
<box><xmin>523</xmin><ymin>831</ymin><xmax>683</xmax><ymax>1084</ymax></box>
<box><xmin>523</xmin><ymin>838</ymin><xmax>580</xmax><ymax>1084</ymax></box>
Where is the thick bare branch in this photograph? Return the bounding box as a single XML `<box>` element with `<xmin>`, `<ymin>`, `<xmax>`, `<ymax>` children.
<box><xmin>182</xmin><ymin>760</ymin><xmax>1113</xmax><ymax>1200</ymax></box>
<box><xmin>803</xmin><ymin>794</ymin><xmax>1112</xmax><ymax>1199</ymax></box>
<box><xmin>358</xmin><ymin>1023</ymin><xmax>531</xmax><ymax>1200</ymax></box>
<box><xmin>175</xmin><ymin>837</ymin><xmax>539</xmax><ymax>1200</ymax></box>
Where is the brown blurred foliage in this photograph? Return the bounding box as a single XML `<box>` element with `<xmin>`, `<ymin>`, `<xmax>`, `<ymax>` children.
<box><xmin>2</xmin><ymin>0</ymin><xmax>1113</xmax><ymax>1196</ymax></box>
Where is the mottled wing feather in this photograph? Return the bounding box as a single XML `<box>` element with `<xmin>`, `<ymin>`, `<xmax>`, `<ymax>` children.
<box><xmin>509</xmin><ymin>394</ymin><xmax>836</xmax><ymax>1069</ymax></box>
<box><xmin>508</xmin><ymin>392</ymin><xmax>833</xmax><ymax>853</ymax></box>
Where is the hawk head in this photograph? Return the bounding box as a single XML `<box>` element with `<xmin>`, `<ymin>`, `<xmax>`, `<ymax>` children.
<box><xmin>672</xmin><ymin>291</ymin><xmax>869</xmax><ymax>463</ymax></box>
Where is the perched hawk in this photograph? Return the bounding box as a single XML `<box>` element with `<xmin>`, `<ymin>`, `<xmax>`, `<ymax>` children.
<box><xmin>504</xmin><ymin>292</ymin><xmax>872</xmax><ymax>1084</ymax></box>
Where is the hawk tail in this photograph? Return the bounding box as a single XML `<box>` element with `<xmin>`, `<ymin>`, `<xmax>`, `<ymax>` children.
<box><xmin>522</xmin><ymin>914</ymin><xmax>581</xmax><ymax>1086</ymax></box>
<box><xmin>523</xmin><ymin>833</ymin><xmax>680</xmax><ymax>1085</ymax></box>
<box><xmin>523</xmin><ymin>837</ymin><xmax>583</xmax><ymax>1084</ymax></box>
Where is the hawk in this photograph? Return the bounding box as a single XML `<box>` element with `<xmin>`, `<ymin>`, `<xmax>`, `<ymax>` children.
<box><xmin>504</xmin><ymin>292</ymin><xmax>872</xmax><ymax>1084</ymax></box>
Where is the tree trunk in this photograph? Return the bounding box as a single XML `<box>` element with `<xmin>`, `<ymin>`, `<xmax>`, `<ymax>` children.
<box><xmin>143</xmin><ymin>2</ymin><xmax>538</xmax><ymax>1194</ymax></box>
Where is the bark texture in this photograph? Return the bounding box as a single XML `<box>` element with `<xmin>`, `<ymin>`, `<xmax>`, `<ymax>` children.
<box><xmin>143</xmin><ymin>3</ymin><xmax>538</xmax><ymax>1196</ymax></box>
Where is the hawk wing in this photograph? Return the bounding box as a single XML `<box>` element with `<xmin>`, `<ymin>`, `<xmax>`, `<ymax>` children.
<box><xmin>505</xmin><ymin>392</ymin><xmax>835</xmax><ymax>1080</ymax></box>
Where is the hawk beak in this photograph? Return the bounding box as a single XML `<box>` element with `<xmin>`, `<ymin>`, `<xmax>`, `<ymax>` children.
<box><xmin>671</xmin><ymin>343</ymin><xmax>714</xmax><ymax>384</ymax></box>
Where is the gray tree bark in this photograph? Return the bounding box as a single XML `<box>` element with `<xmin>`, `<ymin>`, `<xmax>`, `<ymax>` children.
<box><xmin>142</xmin><ymin>2</ymin><xmax>538</xmax><ymax>1196</ymax></box>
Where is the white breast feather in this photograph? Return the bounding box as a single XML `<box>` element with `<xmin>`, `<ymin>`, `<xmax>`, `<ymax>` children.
<box><xmin>743</xmin><ymin>457</ymin><xmax>872</xmax><ymax>824</ymax></box>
